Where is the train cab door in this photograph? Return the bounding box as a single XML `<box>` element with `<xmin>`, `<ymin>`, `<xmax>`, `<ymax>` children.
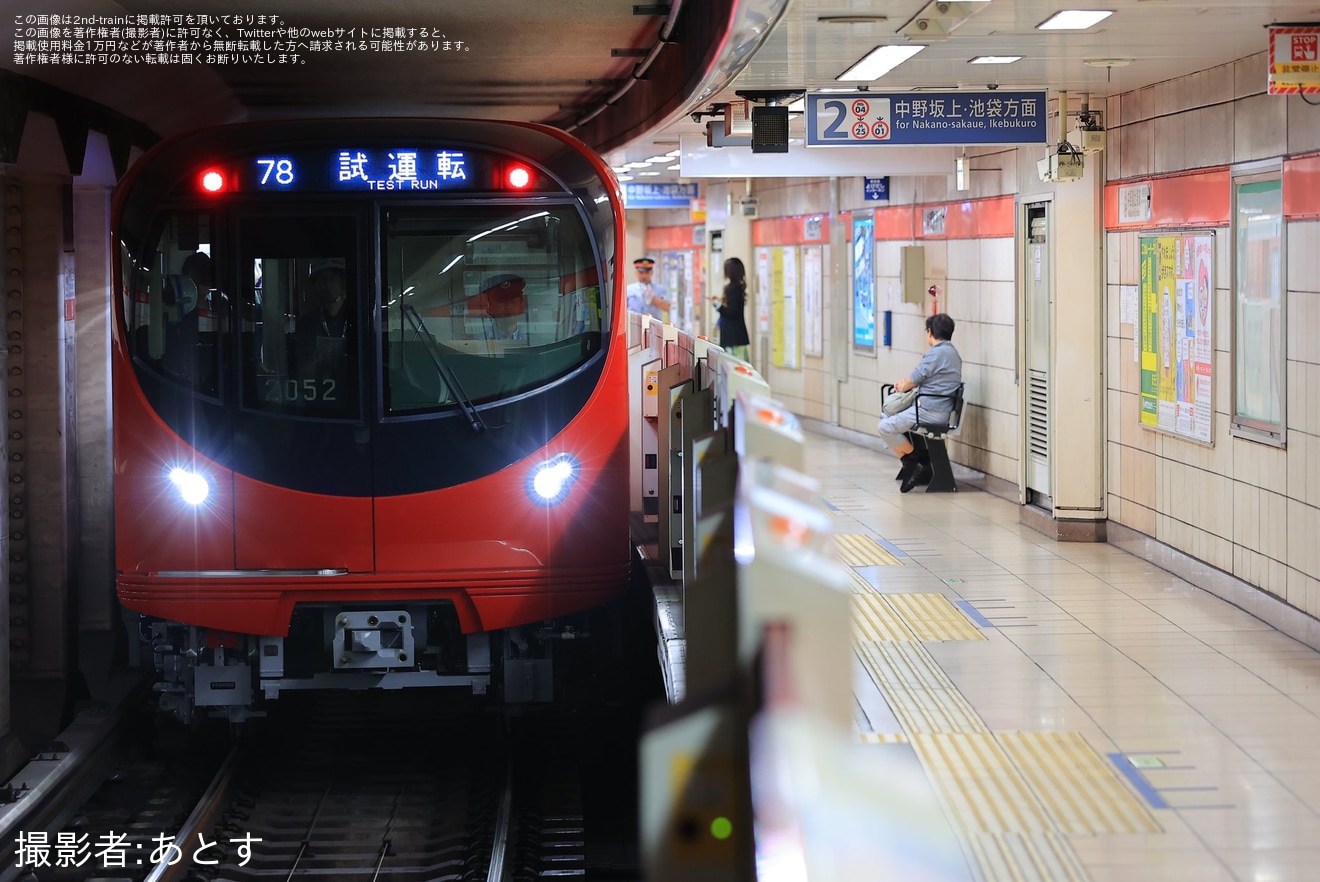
<box><xmin>229</xmin><ymin>209</ymin><xmax>375</xmax><ymax>572</ymax></box>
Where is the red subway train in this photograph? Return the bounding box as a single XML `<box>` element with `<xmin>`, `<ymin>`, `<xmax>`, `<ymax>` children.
<box><xmin>111</xmin><ymin>119</ymin><xmax>631</xmax><ymax>724</ymax></box>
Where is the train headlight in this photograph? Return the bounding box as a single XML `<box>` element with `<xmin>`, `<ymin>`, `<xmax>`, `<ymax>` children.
<box><xmin>167</xmin><ymin>467</ymin><xmax>211</xmax><ymax>507</ymax></box>
<box><xmin>527</xmin><ymin>455</ymin><xmax>579</xmax><ymax>506</ymax></box>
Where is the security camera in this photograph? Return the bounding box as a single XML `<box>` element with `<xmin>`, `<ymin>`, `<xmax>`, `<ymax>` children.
<box><xmin>691</xmin><ymin>112</ymin><xmax>702</xmax><ymax>124</ymax></box>
<box><xmin>987</xmin><ymin>83</ymin><xmax>999</xmax><ymax>90</ymax></box>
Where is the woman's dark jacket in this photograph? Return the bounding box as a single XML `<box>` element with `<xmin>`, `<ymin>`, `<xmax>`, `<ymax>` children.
<box><xmin>717</xmin><ymin>282</ymin><xmax>751</xmax><ymax>348</ymax></box>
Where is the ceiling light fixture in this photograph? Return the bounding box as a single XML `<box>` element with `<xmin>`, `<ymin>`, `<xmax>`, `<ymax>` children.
<box><xmin>1083</xmin><ymin>57</ymin><xmax>1134</xmax><ymax>67</ymax></box>
<box><xmin>970</xmin><ymin>55</ymin><xmax>1022</xmax><ymax>64</ymax></box>
<box><xmin>837</xmin><ymin>45</ymin><xmax>926</xmax><ymax>81</ymax></box>
<box><xmin>1037</xmin><ymin>9</ymin><xmax>1114</xmax><ymax>30</ymax></box>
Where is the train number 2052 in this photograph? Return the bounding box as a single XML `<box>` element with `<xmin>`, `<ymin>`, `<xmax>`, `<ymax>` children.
<box><xmin>264</xmin><ymin>378</ymin><xmax>338</xmax><ymax>402</ymax></box>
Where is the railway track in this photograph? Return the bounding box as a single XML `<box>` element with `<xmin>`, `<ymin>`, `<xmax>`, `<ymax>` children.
<box><xmin>4</xmin><ymin>628</ymin><xmax>658</xmax><ymax>881</ymax></box>
<box><xmin>145</xmin><ymin>692</ymin><xmax>586</xmax><ymax>881</ymax></box>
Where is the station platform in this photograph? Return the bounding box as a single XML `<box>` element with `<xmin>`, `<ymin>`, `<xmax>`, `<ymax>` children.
<box><xmin>650</xmin><ymin>427</ymin><xmax>1320</xmax><ymax>882</ymax></box>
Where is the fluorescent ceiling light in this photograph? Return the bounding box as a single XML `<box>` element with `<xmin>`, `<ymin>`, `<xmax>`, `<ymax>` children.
<box><xmin>638</xmin><ymin>171</ymin><xmax>662</xmax><ymax>176</ymax></box>
<box><xmin>667</xmin><ymin>164</ymin><xmax>681</xmax><ymax>171</ymax></box>
<box><xmin>1037</xmin><ymin>9</ymin><xmax>1113</xmax><ymax>29</ymax></box>
<box><xmin>666</xmin><ymin>149</ymin><xmax>682</xmax><ymax>157</ymax></box>
<box><xmin>644</xmin><ymin>155</ymin><xmax>670</xmax><ymax>164</ymax></box>
<box><xmin>970</xmin><ymin>55</ymin><xmax>1022</xmax><ymax>64</ymax></box>
<box><xmin>837</xmin><ymin>44</ymin><xmax>925</xmax><ymax>81</ymax></box>
<box><xmin>787</xmin><ymin>97</ymin><xmax>805</xmax><ymax>112</ymax></box>
<box><xmin>616</xmin><ymin>174</ymin><xmax>633</xmax><ymax>181</ymax></box>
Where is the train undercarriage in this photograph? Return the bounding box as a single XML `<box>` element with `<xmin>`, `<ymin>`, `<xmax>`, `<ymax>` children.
<box><xmin>139</xmin><ymin>601</ymin><xmax>589</xmax><ymax>726</ymax></box>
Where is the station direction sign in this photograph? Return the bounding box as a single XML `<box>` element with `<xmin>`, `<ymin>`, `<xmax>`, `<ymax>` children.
<box><xmin>623</xmin><ymin>181</ymin><xmax>699</xmax><ymax>208</ymax></box>
<box><xmin>863</xmin><ymin>176</ymin><xmax>889</xmax><ymax>201</ymax></box>
<box><xmin>806</xmin><ymin>91</ymin><xmax>1047</xmax><ymax>147</ymax></box>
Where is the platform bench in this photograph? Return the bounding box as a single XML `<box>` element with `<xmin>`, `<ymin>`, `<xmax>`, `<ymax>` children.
<box><xmin>910</xmin><ymin>383</ymin><xmax>966</xmax><ymax>493</ymax></box>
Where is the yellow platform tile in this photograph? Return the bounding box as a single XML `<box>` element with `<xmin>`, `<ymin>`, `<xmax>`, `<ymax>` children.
<box><xmin>857</xmin><ymin>732</ymin><xmax>909</xmax><ymax>744</ymax></box>
<box><xmin>884</xmin><ymin>592</ymin><xmax>987</xmax><ymax>642</ymax></box>
<box><xmin>969</xmin><ymin>831</ymin><xmax>1091</xmax><ymax>882</ymax></box>
<box><xmin>910</xmin><ymin>732</ymin><xmax>1056</xmax><ymax>835</ymax></box>
<box><xmin>835</xmin><ymin>533</ymin><xmax>902</xmax><ymax>566</ymax></box>
<box><xmin>997</xmin><ymin>731</ymin><xmax>1162</xmax><ymax>835</ymax></box>
<box><xmin>852</xmin><ymin>593</ymin><xmax>918</xmax><ymax>642</ymax></box>
<box><xmin>846</xmin><ymin>568</ymin><xmax>877</xmax><ymax>595</ymax></box>
<box><xmin>855</xmin><ymin>641</ymin><xmax>987</xmax><ymax>735</ymax></box>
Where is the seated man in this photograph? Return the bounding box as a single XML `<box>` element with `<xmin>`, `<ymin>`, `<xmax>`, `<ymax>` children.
<box><xmin>877</xmin><ymin>313</ymin><xmax>962</xmax><ymax>493</ymax></box>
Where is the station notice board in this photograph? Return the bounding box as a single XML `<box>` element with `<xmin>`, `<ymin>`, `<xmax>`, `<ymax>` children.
<box><xmin>1138</xmin><ymin>232</ymin><xmax>1214</xmax><ymax>444</ymax></box>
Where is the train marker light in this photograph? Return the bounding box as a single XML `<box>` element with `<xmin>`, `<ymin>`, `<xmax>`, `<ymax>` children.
<box><xmin>168</xmin><ymin>467</ymin><xmax>211</xmax><ymax>506</ymax></box>
<box><xmin>528</xmin><ymin>455</ymin><xmax>578</xmax><ymax>505</ymax></box>
<box><xmin>507</xmin><ymin>164</ymin><xmax>532</xmax><ymax>189</ymax></box>
<box><xmin>200</xmin><ymin>169</ymin><xmax>226</xmax><ymax>192</ymax></box>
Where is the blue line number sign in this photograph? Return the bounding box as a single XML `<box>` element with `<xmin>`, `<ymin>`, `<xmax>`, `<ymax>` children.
<box><xmin>807</xmin><ymin>91</ymin><xmax>1047</xmax><ymax>146</ymax></box>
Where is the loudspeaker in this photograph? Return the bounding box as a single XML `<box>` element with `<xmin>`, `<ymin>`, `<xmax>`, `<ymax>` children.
<box><xmin>751</xmin><ymin>106</ymin><xmax>789</xmax><ymax>154</ymax></box>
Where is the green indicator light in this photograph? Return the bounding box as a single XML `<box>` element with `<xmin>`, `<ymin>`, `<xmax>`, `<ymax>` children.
<box><xmin>710</xmin><ymin>816</ymin><xmax>733</xmax><ymax>840</ymax></box>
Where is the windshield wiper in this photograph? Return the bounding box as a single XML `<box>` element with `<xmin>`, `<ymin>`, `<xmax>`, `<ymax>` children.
<box><xmin>400</xmin><ymin>303</ymin><xmax>486</xmax><ymax>432</ymax></box>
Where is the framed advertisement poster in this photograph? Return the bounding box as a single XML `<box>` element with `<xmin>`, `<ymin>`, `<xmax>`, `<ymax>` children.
<box><xmin>852</xmin><ymin>215</ymin><xmax>875</xmax><ymax>351</ymax></box>
<box><xmin>771</xmin><ymin>247</ymin><xmax>801</xmax><ymax>369</ymax></box>
<box><xmin>801</xmin><ymin>245</ymin><xmax>824</xmax><ymax>357</ymax></box>
<box><xmin>1231</xmin><ymin>174</ymin><xmax>1285</xmax><ymax>444</ymax></box>
<box><xmin>1138</xmin><ymin>231</ymin><xmax>1214</xmax><ymax>444</ymax></box>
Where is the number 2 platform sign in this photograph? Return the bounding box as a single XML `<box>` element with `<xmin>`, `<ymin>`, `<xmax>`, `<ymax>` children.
<box><xmin>806</xmin><ymin>91</ymin><xmax>1047</xmax><ymax>147</ymax></box>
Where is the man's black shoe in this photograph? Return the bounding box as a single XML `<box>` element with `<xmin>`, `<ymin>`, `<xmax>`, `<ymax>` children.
<box><xmin>913</xmin><ymin>463</ymin><xmax>934</xmax><ymax>486</ymax></box>
<box><xmin>896</xmin><ymin>452</ymin><xmax>917</xmax><ymax>483</ymax></box>
<box><xmin>901</xmin><ymin>461</ymin><xmax>932</xmax><ymax>493</ymax></box>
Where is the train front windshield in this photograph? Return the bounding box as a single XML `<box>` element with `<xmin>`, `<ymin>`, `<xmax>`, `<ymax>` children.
<box><xmin>381</xmin><ymin>205</ymin><xmax>602</xmax><ymax>415</ymax></box>
<box><xmin>124</xmin><ymin>203</ymin><xmax>603</xmax><ymax>421</ymax></box>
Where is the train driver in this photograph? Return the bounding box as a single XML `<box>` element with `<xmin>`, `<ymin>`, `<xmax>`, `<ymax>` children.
<box><xmin>481</xmin><ymin>274</ymin><xmax>527</xmax><ymax>341</ymax></box>
<box><xmin>294</xmin><ymin>258</ymin><xmax>355</xmax><ymax>407</ymax></box>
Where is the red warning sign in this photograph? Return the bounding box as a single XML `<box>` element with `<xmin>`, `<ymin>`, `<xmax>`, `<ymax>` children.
<box><xmin>1269</xmin><ymin>25</ymin><xmax>1320</xmax><ymax>94</ymax></box>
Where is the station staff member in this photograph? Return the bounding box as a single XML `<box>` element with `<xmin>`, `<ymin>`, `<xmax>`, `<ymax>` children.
<box><xmin>625</xmin><ymin>257</ymin><xmax>671</xmax><ymax>321</ymax></box>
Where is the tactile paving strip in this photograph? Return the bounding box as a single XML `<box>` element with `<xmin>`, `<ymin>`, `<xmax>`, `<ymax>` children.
<box><xmin>846</xmin><ymin>568</ymin><xmax>877</xmax><ymax>594</ymax></box>
<box><xmin>997</xmin><ymin>732</ymin><xmax>1160</xmax><ymax>835</ymax></box>
<box><xmin>969</xmin><ymin>832</ymin><xmax>1091</xmax><ymax>882</ymax></box>
<box><xmin>909</xmin><ymin>732</ymin><xmax>1055</xmax><ymax>834</ymax></box>
<box><xmin>857</xmin><ymin>732</ymin><xmax>909</xmax><ymax>744</ymax></box>
<box><xmin>855</xmin><ymin>641</ymin><xmax>988</xmax><ymax>735</ymax></box>
<box><xmin>852</xmin><ymin>593</ymin><xmax>918</xmax><ymax>642</ymax></box>
<box><xmin>835</xmin><ymin>533</ymin><xmax>903</xmax><ymax>567</ymax></box>
<box><xmin>883</xmin><ymin>592</ymin><xmax>987</xmax><ymax>642</ymax></box>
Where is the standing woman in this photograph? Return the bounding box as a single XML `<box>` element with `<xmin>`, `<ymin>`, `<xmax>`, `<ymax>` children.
<box><xmin>717</xmin><ymin>257</ymin><xmax>752</xmax><ymax>361</ymax></box>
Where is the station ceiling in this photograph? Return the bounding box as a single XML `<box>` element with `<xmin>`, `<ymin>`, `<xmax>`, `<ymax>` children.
<box><xmin>3</xmin><ymin>0</ymin><xmax>1316</xmax><ymax>179</ymax></box>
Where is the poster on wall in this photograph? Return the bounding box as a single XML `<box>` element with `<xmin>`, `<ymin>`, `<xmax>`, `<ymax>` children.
<box><xmin>801</xmin><ymin>245</ymin><xmax>824</xmax><ymax>357</ymax></box>
<box><xmin>1139</xmin><ymin>232</ymin><xmax>1214</xmax><ymax>444</ymax></box>
<box><xmin>772</xmin><ymin>247</ymin><xmax>801</xmax><ymax>369</ymax></box>
<box><xmin>755</xmin><ymin>248</ymin><xmax>772</xmax><ymax>334</ymax></box>
<box><xmin>852</xmin><ymin>215</ymin><xmax>875</xmax><ymax>351</ymax></box>
<box><xmin>1232</xmin><ymin>177</ymin><xmax>1284</xmax><ymax>442</ymax></box>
